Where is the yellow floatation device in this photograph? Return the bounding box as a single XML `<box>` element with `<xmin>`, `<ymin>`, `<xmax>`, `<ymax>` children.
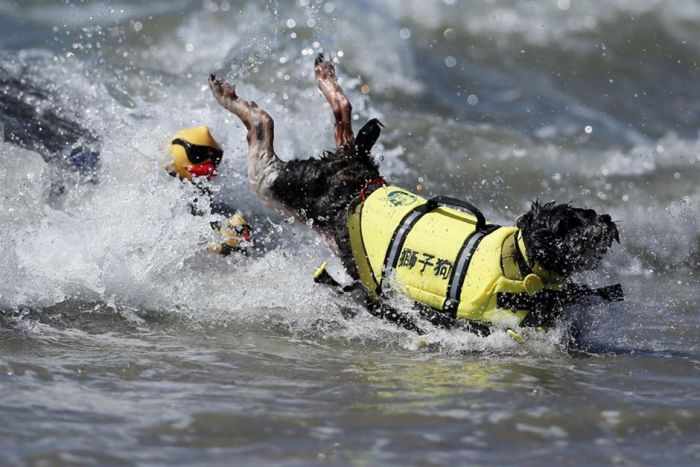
<box><xmin>208</xmin><ymin>211</ymin><xmax>253</xmax><ymax>255</ymax></box>
<box><xmin>168</xmin><ymin>125</ymin><xmax>223</xmax><ymax>181</ymax></box>
<box><xmin>347</xmin><ymin>185</ymin><xmax>566</xmax><ymax>328</ymax></box>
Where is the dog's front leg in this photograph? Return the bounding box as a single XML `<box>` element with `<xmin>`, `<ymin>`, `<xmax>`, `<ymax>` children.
<box><xmin>366</xmin><ymin>301</ymin><xmax>427</xmax><ymax>335</ymax></box>
<box><xmin>209</xmin><ymin>74</ymin><xmax>281</xmax><ymax>204</ymax></box>
<box><xmin>314</xmin><ymin>54</ymin><xmax>355</xmax><ymax>149</ymax></box>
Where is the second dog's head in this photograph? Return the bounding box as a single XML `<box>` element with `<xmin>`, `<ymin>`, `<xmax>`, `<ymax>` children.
<box><xmin>516</xmin><ymin>201</ymin><xmax>619</xmax><ymax>277</ymax></box>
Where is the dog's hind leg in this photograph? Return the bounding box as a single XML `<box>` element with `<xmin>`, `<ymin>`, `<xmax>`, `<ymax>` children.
<box><xmin>209</xmin><ymin>74</ymin><xmax>281</xmax><ymax>203</ymax></box>
<box><xmin>315</xmin><ymin>54</ymin><xmax>355</xmax><ymax>149</ymax></box>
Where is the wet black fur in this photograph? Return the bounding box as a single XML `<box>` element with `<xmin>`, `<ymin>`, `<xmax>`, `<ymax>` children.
<box><xmin>269</xmin><ymin>119</ymin><xmax>382</xmax><ymax>274</ymax></box>
<box><xmin>517</xmin><ymin>201</ymin><xmax>620</xmax><ymax>276</ymax></box>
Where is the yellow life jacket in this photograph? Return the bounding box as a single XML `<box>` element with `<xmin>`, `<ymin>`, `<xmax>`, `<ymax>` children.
<box><xmin>347</xmin><ymin>186</ymin><xmax>566</xmax><ymax>327</ymax></box>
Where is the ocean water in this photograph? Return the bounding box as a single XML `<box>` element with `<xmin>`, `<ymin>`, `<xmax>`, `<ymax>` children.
<box><xmin>1</xmin><ymin>0</ymin><xmax>699</xmax><ymax>465</ymax></box>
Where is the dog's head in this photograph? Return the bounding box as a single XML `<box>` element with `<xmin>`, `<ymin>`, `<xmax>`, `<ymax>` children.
<box><xmin>516</xmin><ymin>201</ymin><xmax>619</xmax><ymax>277</ymax></box>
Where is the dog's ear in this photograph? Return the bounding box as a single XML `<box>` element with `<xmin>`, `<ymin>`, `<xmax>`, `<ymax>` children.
<box><xmin>516</xmin><ymin>211</ymin><xmax>532</xmax><ymax>231</ymax></box>
<box><xmin>517</xmin><ymin>200</ymin><xmax>553</xmax><ymax>267</ymax></box>
<box><xmin>516</xmin><ymin>199</ymin><xmax>542</xmax><ymax>231</ymax></box>
<box><xmin>354</xmin><ymin>118</ymin><xmax>384</xmax><ymax>157</ymax></box>
<box><xmin>599</xmin><ymin>214</ymin><xmax>620</xmax><ymax>244</ymax></box>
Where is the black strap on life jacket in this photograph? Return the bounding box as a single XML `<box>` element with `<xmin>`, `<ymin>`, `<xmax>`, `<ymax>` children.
<box><xmin>432</xmin><ymin>197</ymin><xmax>500</xmax><ymax>314</ymax></box>
<box><xmin>370</xmin><ymin>194</ymin><xmax>506</xmax><ymax>333</ymax></box>
<box><xmin>512</xmin><ymin>231</ymin><xmax>531</xmax><ymax>279</ymax></box>
<box><xmin>444</xmin><ymin>224</ymin><xmax>501</xmax><ymax>314</ymax></box>
<box><xmin>497</xmin><ymin>283</ymin><xmax>624</xmax><ymax>327</ymax></box>
<box><xmin>379</xmin><ymin>195</ymin><xmax>495</xmax><ymax>299</ymax></box>
<box><xmin>379</xmin><ymin>202</ymin><xmax>435</xmax><ymax>294</ymax></box>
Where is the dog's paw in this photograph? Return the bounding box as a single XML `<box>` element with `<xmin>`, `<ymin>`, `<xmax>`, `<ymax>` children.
<box><xmin>314</xmin><ymin>52</ymin><xmax>325</xmax><ymax>67</ymax></box>
<box><xmin>314</xmin><ymin>53</ymin><xmax>336</xmax><ymax>83</ymax></box>
<box><xmin>209</xmin><ymin>73</ymin><xmax>238</xmax><ymax>101</ymax></box>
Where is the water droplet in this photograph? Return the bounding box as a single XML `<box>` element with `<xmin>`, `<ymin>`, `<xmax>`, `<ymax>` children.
<box><xmin>399</xmin><ymin>28</ymin><xmax>411</xmax><ymax>39</ymax></box>
<box><xmin>467</xmin><ymin>94</ymin><xmax>479</xmax><ymax>105</ymax></box>
<box><xmin>286</xmin><ymin>19</ymin><xmax>296</xmax><ymax>28</ymax></box>
<box><xmin>445</xmin><ymin>56</ymin><xmax>457</xmax><ymax>68</ymax></box>
<box><xmin>584</xmin><ymin>125</ymin><xmax>592</xmax><ymax>134</ymax></box>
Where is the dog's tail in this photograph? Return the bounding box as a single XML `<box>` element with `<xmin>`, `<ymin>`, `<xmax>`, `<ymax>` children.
<box><xmin>354</xmin><ymin>118</ymin><xmax>384</xmax><ymax>158</ymax></box>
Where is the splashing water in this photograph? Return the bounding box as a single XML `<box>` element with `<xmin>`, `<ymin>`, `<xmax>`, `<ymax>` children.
<box><xmin>1</xmin><ymin>1</ymin><xmax>699</xmax><ymax>465</ymax></box>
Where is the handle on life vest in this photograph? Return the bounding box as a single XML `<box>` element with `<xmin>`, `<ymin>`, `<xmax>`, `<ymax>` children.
<box><xmin>426</xmin><ymin>196</ymin><xmax>487</xmax><ymax>231</ymax></box>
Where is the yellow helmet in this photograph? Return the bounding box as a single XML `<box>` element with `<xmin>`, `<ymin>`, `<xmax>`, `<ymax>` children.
<box><xmin>168</xmin><ymin>126</ymin><xmax>223</xmax><ymax>181</ymax></box>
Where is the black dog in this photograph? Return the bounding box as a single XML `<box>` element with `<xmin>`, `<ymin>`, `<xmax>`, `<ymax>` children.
<box><xmin>209</xmin><ymin>54</ymin><xmax>621</xmax><ymax>336</ymax></box>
